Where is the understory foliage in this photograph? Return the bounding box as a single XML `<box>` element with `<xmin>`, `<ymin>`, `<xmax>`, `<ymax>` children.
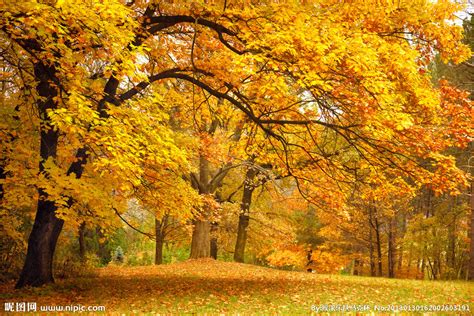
<box><xmin>0</xmin><ymin>0</ymin><xmax>472</xmax><ymax>284</ymax></box>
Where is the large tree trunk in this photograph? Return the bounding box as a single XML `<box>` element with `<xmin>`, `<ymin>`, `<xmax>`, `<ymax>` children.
<box><xmin>190</xmin><ymin>155</ymin><xmax>212</xmax><ymax>259</ymax></box>
<box><xmin>16</xmin><ymin>62</ymin><xmax>63</xmax><ymax>288</ymax></box>
<box><xmin>190</xmin><ymin>220</ymin><xmax>211</xmax><ymax>258</ymax></box>
<box><xmin>234</xmin><ymin>167</ymin><xmax>257</xmax><ymax>263</ymax></box>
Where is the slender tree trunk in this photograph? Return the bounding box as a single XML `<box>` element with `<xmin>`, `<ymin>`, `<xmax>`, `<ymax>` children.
<box><xmin>388</xmin><ymin>219</ymin><xmax>395</xmax><ymax>278</ymax></box>
<box><xmin>155</xmin><ymin>217</ymin><xmax>167</xmax><ymax>265</ymax></box>
<box><xmin>234</xmin><ymin>167</ymin><xmax>257</xmax><ymax>263</ymax></box>
<box><xmin>234</xmin><ymin>214</ymin><xmax>250</xmax><ymax>262</ymax></box>
<box><xmin>374</xmin><ymin>215</ymin><xmax>383</xmax><ymax>277</ymax></box>
<box><xmin>407</xmin><ymin>248</ymin><xmax>412</xmax><ymax>277</ymax></box>
<box><xmin>397</xmin><ymin>213</ymin><xmax>406</xmax><ymax>275</ymax></box>
<box><xmin>447</xmin><ymin>200</ymin><xmax>456</xmax><ymax>279</ymax></box>
<box><xmin>353</xmin><ymin>259</ymin><xmax>360</xmax><ymax>276</ymax></box>
<box><xmin>368</xmin><ymin>206</ymin><xmax>376</xmax><ymax>277</ymax></box>
<box><xmin>16</xmin><ymin>62</ymin><xmax>63</xmax><ymax>288</ymax></box>
<box><xmin>79</xmin><ymin>222</ymin><xmax>86</xmax><ymax>261</ymax></box>
<box><xmin>210</xmin><ymin>222</ymin><xmax>218</xmax><ymax>259</ymax></box>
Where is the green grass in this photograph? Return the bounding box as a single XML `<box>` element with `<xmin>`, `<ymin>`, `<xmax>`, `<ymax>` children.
<box><xmin>1</xmin><ymin>259</ymin><xmax>473</xmax><ymax>314</ymax></box>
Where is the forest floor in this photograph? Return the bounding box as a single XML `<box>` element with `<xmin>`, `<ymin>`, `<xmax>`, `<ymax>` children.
<box><xmin>1</xmin><ymin>259</ymin><xmax>473</xmax><ymax>314</ymax></box>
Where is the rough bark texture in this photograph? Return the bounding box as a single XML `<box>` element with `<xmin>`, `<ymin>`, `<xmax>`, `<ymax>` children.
<box><xmin>234</xmin><ymin>167</ymin><xmax>257</xmax><ymax>263</ymax></box>
<box><xmin>190</xmin><ymin>155</ymin><xmax>212</xmax><ymax>259</ymax></box>
<box><xmin>234</xmin><ymin>215</ymin><xmax>250</xmax><ymax>263</ymax></box>
<box><xmin>16</xmin><ymin>62</ymin><xmax>63</xmax><ymax>288</ymax></box>
<box><xmin>190</xmin><ymin>220</ymin><xmax>211</xmax><ymax>258</ymax></box>
<box><xmin>155</xmin><ymin>216</ymin><xmax>168</xmax><ymax>265</ymax></box>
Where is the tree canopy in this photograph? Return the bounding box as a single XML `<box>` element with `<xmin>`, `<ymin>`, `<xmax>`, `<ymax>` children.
<box><xmin>0</xmin><ymin>0</ymin><xmax>472</xmax><ymax>287</ymax></box>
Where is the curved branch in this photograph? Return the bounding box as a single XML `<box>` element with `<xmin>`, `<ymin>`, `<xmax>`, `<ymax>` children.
<box><xmin>113</xmin><ymin>207</ymin><xmax>155</xmax><ymax>239</ymax></box>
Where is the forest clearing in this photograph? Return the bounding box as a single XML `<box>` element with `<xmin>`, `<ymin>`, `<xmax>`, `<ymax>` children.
<box><xmin>1</xmin><ymin>259</ymin><xmax>473</xmax><ymax>314</ymax></box>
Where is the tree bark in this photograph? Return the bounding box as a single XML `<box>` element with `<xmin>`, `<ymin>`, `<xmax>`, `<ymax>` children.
<box><xmin>190</xmin><ymin>155</ymin><xmax>212</xmax><ymax>259</ymax></box>
<box><xmin>210</xmin><ymin>222</ymin><xmax>218</xmax><ymax>259</ymax></box>
<box><xmin>387</xmin><ymin>219</ymin><xmax>395</xmax><ymax>278</ymax></box>
<box><xmin>397</xmin><ymin>213</ymin><xmax>405</xmax><ymax>275</ymax></box>
<box><xmin>16</xmin><ymin>62</ymin><xmax>63</xmax><ymax>288</ymax></box>
<box><xmin>190</xmin><ymin>220</ymin><xmax>211</xmax><ymax>258</ymax></box>
<box><xmin>155</xmin><ymin>218</ymin><xmax>164</xmax><ymax>265</ymax></box>
<box><xmin>79</xmin><ymin>222</ymin><xmax>86</xmax><ymax>260</ymax></box>
<box><xmin>368</xmin><ymin>206</ymin><xmax>376</xmax><ymax>277</ymax></box>
<box><xmin>374</xmin><ymin>216</ymin><xmax>383</xmax><ymax>277</ymax></box>
<box><xmin>234</xmin><ymin>167</ymin><xmax>257</xmax><ymax>263</ymax></box>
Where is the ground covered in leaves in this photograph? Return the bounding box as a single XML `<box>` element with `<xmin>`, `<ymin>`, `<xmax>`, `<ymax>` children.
<box><xmin>1</xmin><ymin>259</ymin><xmax>473</xmax><ymax>314</ymax></box>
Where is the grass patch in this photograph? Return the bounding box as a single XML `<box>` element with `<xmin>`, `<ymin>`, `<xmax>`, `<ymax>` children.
<box><xmin>1</xmin><ymin>259</ymin><xmax>473</xmax><ymax>314</ymax></box>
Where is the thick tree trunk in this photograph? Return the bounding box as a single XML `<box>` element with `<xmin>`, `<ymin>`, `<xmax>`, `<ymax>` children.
<box><xmin>190</xmin><ymin>155</ymin><xmax>212</xmax><ymax>259</ymax></box>
<box><xmin>16</xmin><ymin>62</ymin><xmax>63</xmax><ymax>288</ymax></box>
<box><xmin>190</xmin><ymin>220</ymin><xmax>210</xmax><ymax>258</ymax></box>
<box><xmin>16</xmin><ymin>198</ymin><xmax>64</xmax><ymax>288</ymax></box>
<box><xmin>234</xmin><ymin>167</ymin><xmax>257</xmax><ymax>262</ymax></box>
